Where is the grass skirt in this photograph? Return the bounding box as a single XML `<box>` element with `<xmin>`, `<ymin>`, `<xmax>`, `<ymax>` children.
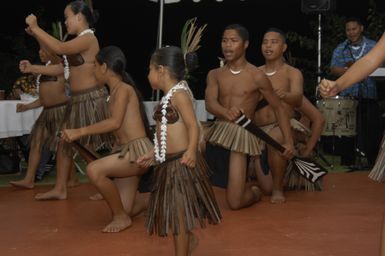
<box><xmin>146</xmin><ymin>152</ymin><xmax>221</xmax><ymax>236</ymax></box>
<box><xmin>29</xmin><ymin>101</ymin><xmax>67</xmax><ymax>152</ymax></box>
<box><xmin>62</xmin><ymin>86</ymin><xmax>114</xmax><ymax>155</ymax></box>
<box><xmin>369</xmin><ymin>133</ymin><xmax>385</xmax><ymax>182</ymax></box>
<box><xmin>204</xmin><ymin>121</ymin><xmax>262</xmax><ymax>156</ymax></box>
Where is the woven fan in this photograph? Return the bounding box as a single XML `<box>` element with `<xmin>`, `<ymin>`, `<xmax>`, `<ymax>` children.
<box><xmin>235</xmin><ymin>114</ymin><xmax>327</xmax><ymax>183</ymax></box>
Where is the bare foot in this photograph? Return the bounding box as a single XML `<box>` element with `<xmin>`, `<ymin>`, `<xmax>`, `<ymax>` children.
<box><xmin>89</xmin><ymin>193</ymin><xmax>103</xmax><ymax>201</ymax></box>
<box><xmin>102</xmin><ymin>215</ymin><xmax>132</xmax><ymax>233</ymax></box>
<box><xmin>270</xmin><ymin>190</ymin><xmax>285</xmax><ymax>204</ymax></box>
<box><xmin>35</xmin><ymin>189</ymin><xmax>67</xmax><ymax>200</ymax></box>
<box><xmin>250</xmin><ymin>185</ymin><xmax>262</xmax><ymax>204</ymax></box>
<box><xmin>188</xmin><ymin>233</ymin><xmax>199</xmax><ymax>256</ymax></box>
<box><xmin>9</xmin><ymin>179</ymin><xmax>34</xmax><ymax>189</ymax></box>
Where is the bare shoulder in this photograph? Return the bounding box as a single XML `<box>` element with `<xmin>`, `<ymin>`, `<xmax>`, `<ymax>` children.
<box><xmin>285</xmin><ymin>64</ymin><xmax>303</xmax><ymax>77</ymax></box>
<box><xmin>247</xmin><ymin>63</ymin><xmax>268</xmax><ymax>81</ymax></box>
<box><xmin>207</xmin><ymin>66</ymin><xmax>223</xmax><ymax>78</ymax></box>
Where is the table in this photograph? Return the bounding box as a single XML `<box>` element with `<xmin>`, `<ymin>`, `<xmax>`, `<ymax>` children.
<box><xmin>369</xmin><ymin>67</ymin><xmax>385</xmax><ymax>77</ymax></box>
<box><xmin>0</xmin><ymin>100</ymin><xmax>213</xmax><ymax>138</ymax></box>
<box><xmin>143</xmin><ymin>100</ymin><xmax>213</xmax><ymax>126</ymax></box>
<box><xmin>0</xmin><ymin>100</ymin><xmax>42</xmax><ymax>139</ymax></box>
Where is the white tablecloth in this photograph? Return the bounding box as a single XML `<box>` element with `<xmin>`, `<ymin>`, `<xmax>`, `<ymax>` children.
<box><xmin>144</xmin><ymin>100</ymin><xmax>213</xmax><ymax>126</ymax></box>
<box><xmin>0</xmin><ymin>100</ymin><xmax>43</xmax><ymax>139</ymax></box>
<box><xmin>0</xmin><ymin>99</ymin><xmax>212</xmax><ymax>139</ymax></box>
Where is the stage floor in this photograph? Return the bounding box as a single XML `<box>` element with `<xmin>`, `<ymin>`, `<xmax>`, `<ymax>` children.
<box><xmin>1</xmin><ymin>171</ymin><xmax>384</xmax><ymax>256</ymax></box>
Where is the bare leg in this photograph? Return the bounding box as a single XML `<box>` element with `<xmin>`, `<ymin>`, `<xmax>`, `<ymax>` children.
<box><xmin>35</xmin><ymin>141</ymin><xmax>71</xmax><ymax>200</ymax></box>
<box><xmin>267</xmin><ymin>127</ymin><xmax>288</xmax><ymax>204</ymax></box>
<box><xmin>226</xmin><ymin>151</ymin><xmax>261</xmax><ymax>210</ymax></box>
<box><xmin>67</xmin><ymin>161</ymin><xmax>80</xmax><ymax>188</ymax></box>
<box><xmin>86</xmin><ymin>153</ymin><xmax>147</xmax><ymax>233</ymax></box>
<box><xmin>173</xmin><ymin>194</ymin><xmax>195</xmax><ymax>256</ymax></box>
<box><xmin>114</xmin><ymin>176</ymin><xmax>140</xmax><ymax>214</ymax></box>
<box><xmin>130</xmin><ymin>192</ymin><xmax>150</xmax><ymax>217</ymax></box>
<box><xmin>252</xmin><ymin>156</ymin><xmax>273</xmax><ymax>195</ymax></box>
<box><xmin>10</xmin><ymin>138</ymin><xmax>41</xmax><ymax>189</ymax></box>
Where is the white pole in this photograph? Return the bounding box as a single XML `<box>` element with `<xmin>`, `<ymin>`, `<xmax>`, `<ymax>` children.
<box><xmin>155</xmin><ymin>0</ymin><xmax>164</xmax><ymax>101</ymax></box>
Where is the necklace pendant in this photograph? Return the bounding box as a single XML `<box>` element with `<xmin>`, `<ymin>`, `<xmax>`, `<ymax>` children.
<box><xmin>229</xmin><ymin>68</ymin><xmax>242</xmax><ymax>75</ymax></box>
<box><xmin>265</xmin><ymin>70</ymin><xmax>277</xmax><ymax>77</ymax></box>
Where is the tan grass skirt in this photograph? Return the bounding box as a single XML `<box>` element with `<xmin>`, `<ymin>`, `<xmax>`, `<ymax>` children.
<box><xmin>62</xmin><ymin>86</ymin><xmax>114</xmax><ymax>155</ymax></box>
<box><xmin>29</xmin><ymin>101</ymin><xmax>67</xmax><ymax>152</ymax></box>
<box><xmin>146</xmin><ymin>151</ymin><xmax>221</xmax><ymax>236</ymax></box>
<box><xmin>204</xmin><ymin>121</ymin><xmax>262</xmax><ymax>156</ymax></box>
<box><xmin>112</xmin><ymin>137</ymin><xmax>153</xmax><ymax>163</ymax></box>
<box><xmin>369</xmin><ymin>133</ymin><xmax>385</xmax><ymax>182</ymax></box>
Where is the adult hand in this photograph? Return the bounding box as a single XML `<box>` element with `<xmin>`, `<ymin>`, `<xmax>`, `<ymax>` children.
<box><xmin>225</xmin><ymin>106</ymin><xmax>242</xmax><ymax>121</ymax></box>
<box><xmin>136</xmin><ymin>150</ymin><xmax>154</xmax><ymax>169</ymax></box>
<box><xmin>319</xmin><ymin>79</ymin><xmax>339</xmax><ymax>98</ymax></box>
<box><xmin>281</xmin><ymin>143</ymin><xmax>295</xmax><ymax>160</ymax></box>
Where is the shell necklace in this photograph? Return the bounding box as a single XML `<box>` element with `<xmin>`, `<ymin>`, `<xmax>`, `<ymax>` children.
<box><xmin>154</xmin><ymin>80</ymin><xmax>189</xmax><ymax>163</ymax></box>
<box><xmin>351</xmin><ymin>42</ymin><xmax>366</xmax><ymax>60</ymax></box>
<box><xmin>63</xmin><ymin>29</ymin><xmax>94</xmax><ymax>80</ymax></box>
<box><xmin>35</xmin><ymin>60</ymin><xmax>52</xmax><ymax>92</ymax></box>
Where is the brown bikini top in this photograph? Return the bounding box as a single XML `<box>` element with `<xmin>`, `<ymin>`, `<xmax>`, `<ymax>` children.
<box><xmin>65</xmin><ymin>54</ymin><xmax>85</xmax><ymax>67</ymax></box>
<box><xmin>153</xmin><ymin>103</ymin><xmax>180</xmax><ymax>124</ymax></box>
<box><xmin>40</xmin><ymin>75</ymin><xmax>58</xmax><ymax>82</ymax></box>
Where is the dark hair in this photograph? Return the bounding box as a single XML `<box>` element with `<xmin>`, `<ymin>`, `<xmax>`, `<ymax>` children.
<box><xmin>224</xmin><ymin>24</ymin><xmax>249</xmax><ymax>42</ymax></box>
<box><xmin>264</xmin><ymin>27</ymin><xmax>287</xmax><ymax>43</ymax></box>
<box><xmin>68</xmin><ymin>0</ymin><xmax>99</xmax><ymax>27</ymax></box>
<box><xmin>345</xmin><ymin>17</ymin><xmax>363</xmax><ymax>26</ymax></box>
<box><xmin>96</xmin><ymin>46</ymin><xmax>151</xmax><ymax>138</ymax></box>
<box><xmin>150</xmin><ymin>46</ymin><xmax>198</xmax><ymax>81</ymax></box>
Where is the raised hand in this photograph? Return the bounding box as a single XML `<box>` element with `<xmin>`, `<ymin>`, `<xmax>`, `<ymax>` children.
<box><xmin>19</xmin><ymin>60</ymin><xmax>32</xmax><ymax>73</ymax></box>
<box><xmin>25</xmin><ymin>14</ymin><xmax>38</xmax><ymax>29</ymax></box>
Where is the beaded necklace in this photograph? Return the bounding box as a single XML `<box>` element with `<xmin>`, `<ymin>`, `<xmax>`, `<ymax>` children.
<box><xmin>153</xmin><ymin>81</ymin><xmax>189</xmax><ymax>163</ymax></box>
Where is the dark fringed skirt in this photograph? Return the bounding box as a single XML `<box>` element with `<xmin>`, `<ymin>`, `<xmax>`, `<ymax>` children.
<box><xmin>29</xmin><ymin>101</ymin><xmax>67</xmax><ymax>152</ymax></box>
<box><xmin>204</xmin><ymin>121</ymin><xmax>262</xmax><ymax>156</ymax></box>
<box><xmin>62</xmin><ymin>86</ymin><xmax>115</xmax><ymax>155</ymax></box>
<box><xmin>146</xmin><ymin>151</ymin><xmax>221</xmax><ymax>236</ymax></box>
<box><xmin>369</xmin><ymin>133</ymin><xmax>385</xmax><ymax>182</ymax></box>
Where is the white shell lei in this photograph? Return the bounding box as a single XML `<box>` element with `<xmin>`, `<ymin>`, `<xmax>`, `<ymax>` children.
<box><xmin>154</xmin><ymin>81</ymin><xmax>189</xmax><ymax>163</ymax></box>
<box><xmin>62</xmin><ymin>29</ymin><xmax>94</xmax><ymax>80</ymax></box>
<box><xmin>35</xmin><ymin>60</ymin><xmax>51</xmax><ymax>93</ymax></box>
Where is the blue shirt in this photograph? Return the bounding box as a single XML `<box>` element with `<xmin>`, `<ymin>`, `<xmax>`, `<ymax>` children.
<box><xmin>330</xmin><ymin>36</ymin><xmax>377</xmax><ymax>99</ymax></box>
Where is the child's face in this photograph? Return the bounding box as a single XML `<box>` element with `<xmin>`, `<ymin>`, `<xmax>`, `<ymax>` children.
<box><xmin>147</xmin><ymin>63</ymin><xmax>159</xmax><ymax>90</ymax></box>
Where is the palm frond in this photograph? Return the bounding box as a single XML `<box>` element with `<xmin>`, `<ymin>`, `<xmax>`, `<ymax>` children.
<box><xmin>180</xmin><ymin>17</ymin><xmax>207</xmax><ymax>56</ymax></box>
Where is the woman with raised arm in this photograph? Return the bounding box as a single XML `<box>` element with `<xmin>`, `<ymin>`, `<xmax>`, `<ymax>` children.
<box><xmin>25</xmin><ymin>0</ymin><xmax>114</xmax><ymax>200</ymax></box>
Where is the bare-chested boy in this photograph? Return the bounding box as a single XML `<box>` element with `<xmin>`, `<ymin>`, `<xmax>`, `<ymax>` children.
<box><xmin>205</xmin><ymin>24</ymin><xmax>294</xmax><ymax>210</ymax></box>
<box><xmin>254</xmin><ymin>28</ymin><xmax>304</xmax><ymax>203</ymax></box>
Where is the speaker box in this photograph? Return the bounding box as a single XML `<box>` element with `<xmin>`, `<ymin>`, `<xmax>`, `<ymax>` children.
<box><xmin>301</xmin><ymin>0</ymin><xmax>336</xmax><ymax>13</ymax></box>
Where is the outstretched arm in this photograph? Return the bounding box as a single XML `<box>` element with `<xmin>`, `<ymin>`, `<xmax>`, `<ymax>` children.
<box><xmin>26</xmin><ymin>14</ymin><xmax>92</xmax><ymax>55</ymax></box>
<box><xmin>20</xmin><ymin>60</ymin><xmax>64</xmax><ymax>76</ymax></box>
<box><xmin>320</xmin><ymin>32</ymin><xmax>385</xmax><ymax>97</ymax></box>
